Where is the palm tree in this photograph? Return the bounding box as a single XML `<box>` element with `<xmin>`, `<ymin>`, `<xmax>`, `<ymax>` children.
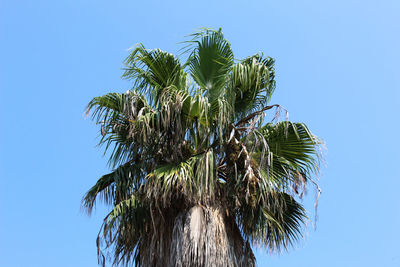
<box><xmin>83</xmin><ymin>28</ymin><xmax>322</xmax><ymax>267</ymax></box>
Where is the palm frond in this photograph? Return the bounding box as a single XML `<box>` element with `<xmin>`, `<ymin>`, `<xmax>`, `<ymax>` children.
<box><xmin>86</xmin><ymin>91</ymin><xmax>153</xmax><ymax>167</ymax></box>
<box><xmin>82</xmin><ymin>163</ymin><xmax>144</xmax><ymax>214</ymax></box>
<box><xmin>236</xmin><ymin>192</ymin><xmax>307</xmax><ymax>252</ymax></box>
<box><xmin>259</xmin><ymin>122</ymin><xmax>321</xmax><ymax>195</ymax></box>
<box><xmin>145</xmin><ymin>150</ymin><xmax>216</xmax><ymax>206</ymax></box>
<box><xmin>82</xmin><ymin>171</ymin><xmax>115</xmax><ymax>214</ymax></box>
<box><xmin>186</xmin><ymin>29</ymin><xmax>234</xmax><ymax>101</ymax></box>
<box><xmin>98</xmin><ymin>193</ymin><xmax>150</xmax><ymax>267</ymax></box>
<box><xmin>122</xmin><ymin>44</ymin><xmax>187</xmax><ymax>106</ymax></box>
<box><xmin>230</xmin><ymin>53</ymin><xmax>276</xmax><ymax>118</ymax></box>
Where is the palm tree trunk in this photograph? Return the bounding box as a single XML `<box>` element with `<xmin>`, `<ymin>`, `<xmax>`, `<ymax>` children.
<box><xmin>140</xmin><ymin>205</ymin><xmax>255</xmax><ymax>267</ymax></box>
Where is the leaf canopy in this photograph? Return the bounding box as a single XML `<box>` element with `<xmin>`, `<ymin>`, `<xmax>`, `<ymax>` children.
<box><xmin>83</xmin><ymin>28</ymin><xmax>323</xmax><ymax>267</ymax></box>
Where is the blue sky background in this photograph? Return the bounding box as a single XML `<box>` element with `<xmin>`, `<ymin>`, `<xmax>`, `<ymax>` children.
<box><xmin>1</xmin><ymin>0</ymin><xmax>399</xmax><ymax>266</ymax></box>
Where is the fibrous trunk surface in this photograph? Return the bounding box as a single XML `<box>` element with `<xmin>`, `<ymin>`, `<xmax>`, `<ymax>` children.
<box><xmin>139</xmin><ymin>205</ymin><xmax>255</xmax><ymax>267</ymax></box>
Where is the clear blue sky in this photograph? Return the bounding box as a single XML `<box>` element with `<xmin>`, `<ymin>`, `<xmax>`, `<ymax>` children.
<box><xmin>1</xmin><ymin>0</ymin><xmax>399</xmax><ymax>266</ymax></box>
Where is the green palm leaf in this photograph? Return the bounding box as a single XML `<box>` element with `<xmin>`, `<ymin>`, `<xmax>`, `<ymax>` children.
<box><xmin>260</xmin><ymin>122</ymin><xmax>321</xmax><ymax>194</ymax></box>
<box><xmin>230</xmin><ymin>53</ymin><xmax>276</xmax><ymax>118</ymax></box>
<box><xmin>122</xmin><ymin>44</ymin><xmax>187</xmax><ymax>106</ymax></box>
<box><xmin>186</xmin><ymin>29</ymin><xmax>234</xmax><ymax>101</ymax></box>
